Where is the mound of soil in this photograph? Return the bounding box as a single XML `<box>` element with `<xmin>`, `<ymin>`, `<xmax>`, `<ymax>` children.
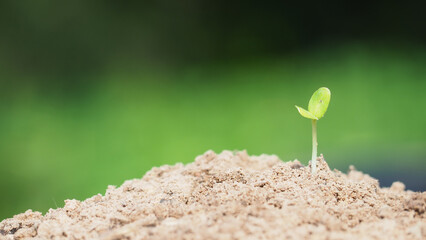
<box><xmin>1</xmin><ymin>150</ymin><xmax>425</xmax><ymax>239</ymax></box>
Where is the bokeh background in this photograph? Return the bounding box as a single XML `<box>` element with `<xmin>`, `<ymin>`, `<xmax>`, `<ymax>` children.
<box><xmin>1</xmin><ymin>1</ymin><xmax>425</xmax><ymax>220</ymax></box>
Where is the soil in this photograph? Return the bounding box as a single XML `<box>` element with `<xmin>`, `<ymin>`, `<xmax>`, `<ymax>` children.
<box><xmin>1</xmin><ymin>150</ymin><xmax>425</xmax><ymax>239</ymax></box>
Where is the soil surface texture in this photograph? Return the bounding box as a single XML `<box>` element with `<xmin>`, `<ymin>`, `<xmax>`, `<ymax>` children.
<box><xmin>1</xmin><ymin>150</ymin><xmax>425</xmax><ymax>239</ymax></box>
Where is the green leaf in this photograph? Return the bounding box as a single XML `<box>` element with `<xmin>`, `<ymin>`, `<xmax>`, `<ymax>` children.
<box><xmin>295</xmin><ymin>105</ymin><xmax>318</xmax><ymax>120</ymax></box>
<box><xmin>308</xmin><ymin>87</ymin><xmax>331</xmax><ymax>119</ymax></box>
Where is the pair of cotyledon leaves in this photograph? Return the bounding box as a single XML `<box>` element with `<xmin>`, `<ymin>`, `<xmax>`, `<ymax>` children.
<box><xmin>295</xmin><ymin>87</ymin><xmax>331</xmax><ymax>120</ymax></box>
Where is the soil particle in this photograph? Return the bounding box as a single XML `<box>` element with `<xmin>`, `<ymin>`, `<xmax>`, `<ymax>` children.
<box><xmin>1</xmin><ymin>150</ymin><xmax>425</xmax><ymax>239</ymax></box>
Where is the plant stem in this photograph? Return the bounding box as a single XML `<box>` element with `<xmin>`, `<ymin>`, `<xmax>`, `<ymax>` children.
<box><xmin>311</xmin><ymin>119</ymin><xmax>318</xmax><ymax>174</ymax></box>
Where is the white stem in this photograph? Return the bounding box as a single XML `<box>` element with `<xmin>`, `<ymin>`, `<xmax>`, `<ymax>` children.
<box><xmin>311</xmin><ymin>119</ymin><xmax>318</xmax><ymax>174</ymax></box>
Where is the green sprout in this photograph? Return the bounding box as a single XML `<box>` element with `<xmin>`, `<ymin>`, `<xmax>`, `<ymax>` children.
<box><xmin>295</xmin><ymin>87</ymin><xmax>331</xmax><ymax>174</ymax></box>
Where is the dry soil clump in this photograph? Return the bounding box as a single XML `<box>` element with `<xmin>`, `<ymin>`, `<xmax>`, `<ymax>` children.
<box><xmin>1</xmin><ymin>150</ymin><xmax>425</xmax><ymax>239</ymax></box>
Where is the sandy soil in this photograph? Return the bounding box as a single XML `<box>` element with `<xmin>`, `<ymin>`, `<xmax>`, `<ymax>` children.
<box><xmin>1</xmin><ymin>150</ymin><xmax>425</xmax><ymax>239</ymax></box>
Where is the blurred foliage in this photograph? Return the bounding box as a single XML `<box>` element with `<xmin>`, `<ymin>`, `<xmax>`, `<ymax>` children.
<box><xmin>1</xmin><ymin>1</ymin><xmax>424</xmax><ymax>77</ymax></box>
<box><xmin>0</xmin><ymin>1</ymin><xmax>425</xmax><ymax>220</ymax></box>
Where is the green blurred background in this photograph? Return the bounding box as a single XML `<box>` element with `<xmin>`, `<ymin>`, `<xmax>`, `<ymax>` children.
<box><xmin>1</xmin><ymin>1</ymin><xmax>425</xmax><ymax>220</ymax></box>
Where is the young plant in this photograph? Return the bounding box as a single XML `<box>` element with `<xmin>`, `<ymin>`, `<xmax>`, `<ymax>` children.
<box><xmin>295</xmin><ymin>87</ymin><xmax>331</xmax><ymax>174</ymax></box>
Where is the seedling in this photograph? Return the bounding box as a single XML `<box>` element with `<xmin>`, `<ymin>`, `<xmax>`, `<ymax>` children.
<box><xmin>295</xmin><ymin>87</ymin><xmax>331</xmax><ymax>174</ymax></box>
